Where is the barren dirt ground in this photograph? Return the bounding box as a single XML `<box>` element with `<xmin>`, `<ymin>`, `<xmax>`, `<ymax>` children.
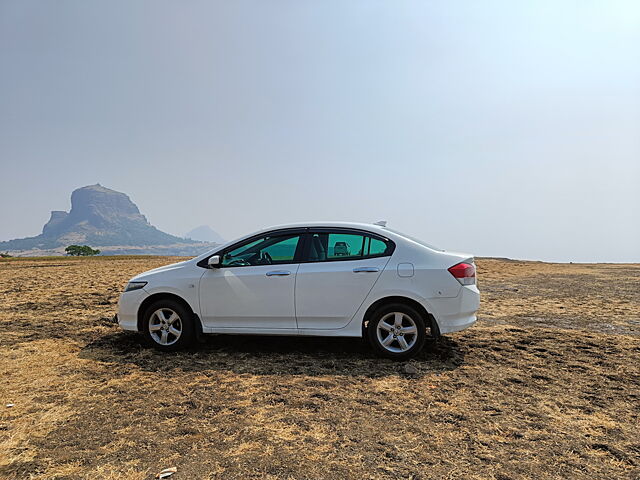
<box><xmin>1</xmin><ymin>257</ymin><xmax>638</xmax><ymax>479</ymax></box>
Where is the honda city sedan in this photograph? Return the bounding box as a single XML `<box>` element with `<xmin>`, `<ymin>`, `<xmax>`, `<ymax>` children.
<box><xmin>116</xmin><ymin>222</ymin><xmax>479</xmax><ymax>359</ymax></box>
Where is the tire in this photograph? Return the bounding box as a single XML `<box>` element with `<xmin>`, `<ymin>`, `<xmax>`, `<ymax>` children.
<box><xmin>142</xmin><ymin>299</ymin><xmax>195</xmax><ymax>352</ymax></box>
<box><xmin>367</xmin><ymin>303</ymin><xmax>427</xmax><ymax>360</ymax></box>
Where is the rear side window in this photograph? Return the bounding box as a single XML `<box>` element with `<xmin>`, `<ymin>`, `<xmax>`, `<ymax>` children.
<box><xmin>363</xmin><ymin>237</ymin><xmax>388</xmax><ymax>256</ymax></box>
<box><xmin>305</xmin><ymin>231</ymin><xmax>393</xmax><ymax>262</ymax></box>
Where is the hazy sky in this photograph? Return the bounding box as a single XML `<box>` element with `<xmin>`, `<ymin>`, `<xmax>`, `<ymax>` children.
<box><xmin>1</xmin><ymin>1</ymin><xmax>638</xmax><ymax>262</ymax></box>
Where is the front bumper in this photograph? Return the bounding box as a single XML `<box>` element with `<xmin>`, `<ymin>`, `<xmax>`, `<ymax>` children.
<box><xmin>116</xmin><ymin>288</ymin><xmax>149</xmax><ymax>332</ymax></box>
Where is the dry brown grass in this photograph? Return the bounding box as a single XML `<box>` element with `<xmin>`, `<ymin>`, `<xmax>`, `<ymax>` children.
<box><xmin>0</xmin><ymin>256</ymin><xmax>638</xmax><ymax>479</ymax></box>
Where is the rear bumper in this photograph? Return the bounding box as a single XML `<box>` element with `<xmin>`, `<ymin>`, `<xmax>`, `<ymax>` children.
<box><xmin>438</xmin><ymin>313</ymin><xmax>477</xmax><ymax>333</ymax></box>
<box><xmin>431</xmin><ymin>285</ymin><xmax>480</xmax><ymax>334</ymax></box>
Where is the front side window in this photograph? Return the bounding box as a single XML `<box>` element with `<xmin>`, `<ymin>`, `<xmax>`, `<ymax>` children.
<box><xmin>306</xmin><ymin>231</ymin><xmax>393</xmax><ymax>262</ymax></box>
<box><xmin>221</xmin><ymin>234</ymin><xmax>301</xmax><ymax>267</ymax></box>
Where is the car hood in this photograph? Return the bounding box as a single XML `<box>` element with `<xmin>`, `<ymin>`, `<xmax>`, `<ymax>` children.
<box><xmin>131</xmin><ymin>260</ymin><xmax>190</xmax><ymax>281</ymax></box>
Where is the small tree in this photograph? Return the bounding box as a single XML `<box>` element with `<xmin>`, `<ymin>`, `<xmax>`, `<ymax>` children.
<box><xmin>65</xmin><ymin>245</ymin><xmax>101</xmax><ymax>256</ymax></box>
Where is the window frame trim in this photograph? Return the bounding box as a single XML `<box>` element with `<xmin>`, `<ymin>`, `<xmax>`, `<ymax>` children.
<box><xmin>196</xmin><ymin>226</ymin><xmax>396</xmax><ymax>268</ymax></box>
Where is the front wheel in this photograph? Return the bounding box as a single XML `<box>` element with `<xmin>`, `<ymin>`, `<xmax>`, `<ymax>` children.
<box><xmin>367</xmin><ymin>304</ymin><xmax>427</xmax><ymax>360</ymax></box>
<box><xmin>142</xmin><ymin>299</ymin><xmax>195</xmax><ymax>351</ymax></box>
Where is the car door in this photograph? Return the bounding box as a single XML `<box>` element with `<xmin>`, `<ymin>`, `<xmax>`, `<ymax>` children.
<box><xmin>199</xmin><ymin>231</ymin><xmax>304</xmax><ymax>332</ymax></box>
<box><xmin>295</xmin><ymin>230</ymin><xmax>394</xmax><ymax>330</ymax></box>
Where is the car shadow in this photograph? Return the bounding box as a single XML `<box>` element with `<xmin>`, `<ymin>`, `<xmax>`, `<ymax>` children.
<box><xmin>79</xmin><ymin>329</ymin><xmax>466</xmax><ymax>377</ymax></box>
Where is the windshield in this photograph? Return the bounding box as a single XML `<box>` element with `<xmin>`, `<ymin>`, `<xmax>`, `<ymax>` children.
<box><xmin>383</xmin><ymin>227</ymin><xmax>444</xmax><ymax>251</ymax></box>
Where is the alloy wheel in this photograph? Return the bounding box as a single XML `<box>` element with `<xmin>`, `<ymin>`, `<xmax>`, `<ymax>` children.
<box><xmin>148</xmin><ymin>308</ymin><xmax>182</xmax><ymax>346</ymax></box>
<box><xmin>376</xmin><ymin>311</ymin><xmax>419</xmax><ymax>353</ymax></box>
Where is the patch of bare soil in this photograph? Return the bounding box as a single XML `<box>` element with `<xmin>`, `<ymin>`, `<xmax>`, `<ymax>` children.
<box><xmin>0</xmin><ymin>257</ymin><xmax>638</xmax><ymax>479</ymax></box>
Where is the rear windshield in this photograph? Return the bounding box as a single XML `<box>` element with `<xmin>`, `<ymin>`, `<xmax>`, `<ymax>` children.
<box><xmin>383</xmin><ymin>228</ymin><xmax>444</xmax><ymax>251</ymax></box>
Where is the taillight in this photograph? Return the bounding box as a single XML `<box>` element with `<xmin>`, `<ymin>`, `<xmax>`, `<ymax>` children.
<box><xmin>448</xmin><ymin>262</ymin><xmax>476</xmax><ymax>285</ymax></box>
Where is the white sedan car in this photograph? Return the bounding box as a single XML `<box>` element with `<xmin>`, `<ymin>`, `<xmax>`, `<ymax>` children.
<box><xmin>116</xmin><ymin>222</ymin><xmax>479</xmax><ymax>359</ymax></box>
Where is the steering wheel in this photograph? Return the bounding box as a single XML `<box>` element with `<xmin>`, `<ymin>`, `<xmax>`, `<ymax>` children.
<box><xmin>228</xmin><ymin>258</ymin><xmax>251</xmax><ymax>266</ymax></box>
<box><xmin>262</xmin><ymin>251</ymin><xmax>273</xmax><ymax>264</ymax></box>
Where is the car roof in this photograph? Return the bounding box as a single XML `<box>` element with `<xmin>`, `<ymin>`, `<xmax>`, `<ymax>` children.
<box><xmin>260</xmin><ymin>221</ymin><xmax>387</xmax><ymax>232</ymax></box>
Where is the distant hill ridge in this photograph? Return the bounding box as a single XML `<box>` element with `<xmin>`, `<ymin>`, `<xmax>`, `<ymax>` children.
<box><xmin>185</xmin><ymin>225</ymin><xmax>225</xmax><ymax>244</ymax></box>
<box><xmin>0</xmin><ymin>184</ymin><xmax>214</xmax><ymax>256</ymax></box>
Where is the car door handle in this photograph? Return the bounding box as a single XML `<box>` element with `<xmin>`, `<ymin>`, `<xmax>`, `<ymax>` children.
<box><xmin>266</xmin><ymin>270</ymin><xmax>291</xmax><ymax>276</ymax></box>
<box><xmin>353</xmin><ymin>267</ymin><xmax>380</xmax><ymax>273</ymax></box>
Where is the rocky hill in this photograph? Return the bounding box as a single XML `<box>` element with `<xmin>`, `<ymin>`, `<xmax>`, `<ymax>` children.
<box><xmin>0</xmin><ymin>184</ymin><xmax>217</xmax><ymax>256</ymax></box>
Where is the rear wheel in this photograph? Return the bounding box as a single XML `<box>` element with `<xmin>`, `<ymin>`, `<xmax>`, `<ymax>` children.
<box><xmin>142</xmin><ymin>299</ymin><xmax>194</xmax><ymax>351</ymax></box>
<box><xmin>367</xmin><ymin>303</ymin><xmax>427</xmax><ymax>359</ymax></box>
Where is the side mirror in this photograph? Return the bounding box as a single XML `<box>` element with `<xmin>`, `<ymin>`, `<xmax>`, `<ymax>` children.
<box><xmin>208</xmin><ymin>255</ymin><xmax>221</xmax><ymax>268</ymax></box>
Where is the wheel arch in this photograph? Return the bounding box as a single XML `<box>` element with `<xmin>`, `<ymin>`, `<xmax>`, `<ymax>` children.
<box><xmin>361</xmin><ymin>296</ymin><xmax>440</xmax><ymax>338</ymax></box>
<box><xmin>137</xmin><ymin>292</ymin><xmax>203</xmax><ymax>335</ymax></box>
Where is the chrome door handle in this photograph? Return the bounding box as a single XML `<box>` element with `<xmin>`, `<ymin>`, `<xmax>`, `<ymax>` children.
<box><xmin>266</xmin><ymin>270</ymin><xmax>291</xmax><ymax>276</ymax></box>
<box><xmin>353</xmin><ymin>267</ymin><xmax>380</xmax><ymax>273</ymax></box>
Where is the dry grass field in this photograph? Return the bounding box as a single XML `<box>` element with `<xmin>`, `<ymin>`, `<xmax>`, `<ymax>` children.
<box><xmin>1</xmin><ymin>256</ymin><xmax>638</xmax><ymax>479</ymax></box>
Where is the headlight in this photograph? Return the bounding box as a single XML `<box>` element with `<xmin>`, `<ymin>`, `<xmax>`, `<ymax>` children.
<box><xmin>124</xmin><ymin>281</ymin><xmax>147</xmax><ymax>292</ymax></box>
